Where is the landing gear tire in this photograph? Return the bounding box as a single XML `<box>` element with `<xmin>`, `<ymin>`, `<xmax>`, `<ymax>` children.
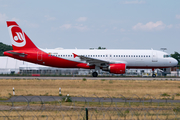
<box><xmin>92</xmin><ymin>72</ymin><xmax>98</xmax><ymax>77</ymax></box>
<box><xmin>152</xmin><ymin>74</ymin><xmax>156</xmax><ymax>78</ymax></box>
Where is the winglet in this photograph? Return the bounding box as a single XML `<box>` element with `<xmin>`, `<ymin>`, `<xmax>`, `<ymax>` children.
<box><xmin>72</xmin><ymin>53</ymin><xmax>78</xmax><ymax>58</ymax></box>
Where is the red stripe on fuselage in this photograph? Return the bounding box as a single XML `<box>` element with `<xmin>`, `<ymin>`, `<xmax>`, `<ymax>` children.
<box><xmin>4</xmin><ymin>49</ymin><xmax>83</xmax><ymax>68</ymax></box>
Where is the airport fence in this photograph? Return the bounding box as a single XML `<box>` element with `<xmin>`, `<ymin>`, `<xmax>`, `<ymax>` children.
<box><xmin>0</xmin><ymin>95</ymin><xmax>180</xmax><ymax>120</ymax></box>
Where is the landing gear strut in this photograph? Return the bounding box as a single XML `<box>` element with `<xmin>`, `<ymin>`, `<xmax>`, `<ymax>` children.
<box><xmin>92</xmin><ymin>72</ymin><xmax>98</xmax><ymax>77</ymax></box>
<box><xmin>152</xmin><ymin>68</ymin><xmax>156</xmax><ymax>78</ymax></box>
<box><xmin>152</xmin><ymin>74</ymin><xmax>156</xmax><ymax>78</ymax></box>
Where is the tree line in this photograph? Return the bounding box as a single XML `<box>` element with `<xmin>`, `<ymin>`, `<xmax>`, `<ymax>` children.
<box><xmin>0</xmin><ymin>42</ymin><xmax>12</xmax><ymax>56</ymax></box>
<box><xmin>171</xmin><ymin>52</ymin><xmax>180</xmax><ymax>68</ymax></box>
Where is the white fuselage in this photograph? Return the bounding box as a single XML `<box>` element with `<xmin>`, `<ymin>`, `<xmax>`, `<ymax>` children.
<box><xmin>41</xmin><ymin>48</ymin><xmax>178</xmax><ymax>68</ymax></box>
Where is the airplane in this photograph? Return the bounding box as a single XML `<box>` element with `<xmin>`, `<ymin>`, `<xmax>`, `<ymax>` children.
<box><xmin>3</xmin><ymin>21</ymin><xmax>178</xmax><ymax>77</ymax></box>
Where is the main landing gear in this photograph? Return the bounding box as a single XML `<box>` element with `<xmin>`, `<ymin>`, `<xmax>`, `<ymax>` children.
<box><xmin>152</xmin><ymin>68</ymin><xmax>156</xmax><ymax>78</ymax></box>
<box><xmin>92</xmin><ymin>72</ymin><xmax>98</xmax><ymax>77</ymax></box>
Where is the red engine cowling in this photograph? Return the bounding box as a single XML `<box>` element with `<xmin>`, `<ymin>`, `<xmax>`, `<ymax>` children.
<box><xmin>108</xmin><ymin>63</ymin><xmax>126</xmax><ymax>74</ymax></box>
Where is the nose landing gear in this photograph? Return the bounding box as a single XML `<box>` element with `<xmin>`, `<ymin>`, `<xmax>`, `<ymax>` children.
<box><xmin>152</xmin><ymin>68</ymin><xmax>156</xmax><ymax>78</ymax></box>
<box><xmin>152</xmin><ymin>74</ymin><xmax>156</xmax><ymax>78</ymax></box>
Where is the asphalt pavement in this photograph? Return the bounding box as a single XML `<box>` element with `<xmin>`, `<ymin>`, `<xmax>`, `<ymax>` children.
<box><xmin>0</xmin><ymin>76</ymin><xmax>180</xmax><ymax>80</ymax></box>
<box><xmin>1</xmin><ymin>95</ymin><xmax>180</xmax><ymax>103</ymax></box>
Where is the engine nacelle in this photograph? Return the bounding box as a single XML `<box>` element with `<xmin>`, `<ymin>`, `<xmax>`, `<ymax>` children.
<box><xmin>102</xmin><ymin>63</ymin><xmax>126</xmax><ymax>74</ymax></box>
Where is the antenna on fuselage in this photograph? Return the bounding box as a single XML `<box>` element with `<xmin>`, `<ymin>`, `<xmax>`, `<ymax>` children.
<box><xmin>160</xmin><ymin>48</ymin><xmax>167</xmax><ymax>52</ymax></box>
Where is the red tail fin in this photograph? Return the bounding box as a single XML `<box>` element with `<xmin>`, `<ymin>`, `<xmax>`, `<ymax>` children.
<box><xmin>7</xmin><ymin>21</ymin><xmax>37</xmax><ymax>50</ymax></box>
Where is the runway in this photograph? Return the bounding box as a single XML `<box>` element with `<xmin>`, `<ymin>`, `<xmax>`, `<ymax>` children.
<box><xmin>0</xmin><ymin>76</ymin><xmax>179</xmax><ymax>80</ymax></box>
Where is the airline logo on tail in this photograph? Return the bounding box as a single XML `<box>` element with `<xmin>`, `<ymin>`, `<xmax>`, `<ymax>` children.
<box><xmin>8</xmin><ymin>25</ymin><xmax>26</xmax><ymax>47</ymax></box>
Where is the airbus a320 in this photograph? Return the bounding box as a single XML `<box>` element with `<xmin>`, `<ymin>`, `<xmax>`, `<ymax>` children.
<box><xmin>4</xmin><ymin>21</ymin><xmax>178</xmax><ymax>77</ymax></box>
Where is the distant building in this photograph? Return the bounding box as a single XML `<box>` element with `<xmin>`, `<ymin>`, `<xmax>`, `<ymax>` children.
<box><xmin>0</xmin><ymin>57</ymin><xmax>79</xmax><ymax>75</ymax></box>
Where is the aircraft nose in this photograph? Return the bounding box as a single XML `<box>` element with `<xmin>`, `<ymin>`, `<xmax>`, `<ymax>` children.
<box><xmin>172</xmin><ymin>58</ymin><xmax>178</xmax><ymax>66</ymax></box>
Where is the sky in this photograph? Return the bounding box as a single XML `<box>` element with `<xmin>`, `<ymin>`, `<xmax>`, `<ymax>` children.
<box><xmin>0</xmin><ymin>0</ymin><xmax>180</xmax><ymax>54</ymax></box>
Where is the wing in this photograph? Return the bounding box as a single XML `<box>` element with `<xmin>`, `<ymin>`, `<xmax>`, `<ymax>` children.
<box><xmin>73</xmin><ymin>53</ymin><xmax>109</xmax><ymax>66</ymax></box>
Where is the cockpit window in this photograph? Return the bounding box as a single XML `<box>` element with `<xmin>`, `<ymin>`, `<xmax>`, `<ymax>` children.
<box><xmin>163</xmin><ymin>55</ymin><xmax>171</xmax><ymax>58</ymax></box>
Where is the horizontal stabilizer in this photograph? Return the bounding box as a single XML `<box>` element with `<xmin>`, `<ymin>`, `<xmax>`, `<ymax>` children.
<box><xmin>7</xmin><ymin>51</ymin><xmax>27</xmax><ymax>56</ymax></box>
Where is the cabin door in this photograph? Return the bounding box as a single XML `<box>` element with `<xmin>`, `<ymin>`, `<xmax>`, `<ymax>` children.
<box><xmin>152</xmin><ymin>51</ymin><xmax>158</xmax><ymax>62</ymax></box>
<box><xmin>37</xmin><ymin>52</ymin><xmax>43</xmax><ymax>61</ymax></box>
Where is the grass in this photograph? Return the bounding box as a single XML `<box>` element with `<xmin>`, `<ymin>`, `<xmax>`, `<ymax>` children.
<box><xmin>161</xmin><ymin>93</ymin><xmax>170</xmax><ymax>96</ymax></box>
<box><xmin>0</xmin><ymin>110</ymin><xmax>178</xmax><ymax>120</ymax></box>
<box><xmin>0</xmin><ymin>79</ymin><xmax>180</xmax><ymax>119</ymax></box>
<box><xmin>176</xmin><ymin>93</ymin><xmax>180</xmax><ymax>96</ymax></box>
<box><xmin>101</xmin><ymin>79</ymin><xmax>106</xmax><ymax>81</ymax></box>
<box><xmin>0</xmin><ymin>79</ymin><xmax>180</xmax><ymax>100</ymax></box>
<box><xmin>109</xmin><ymin>80</ymin><xmax>113</xmax><ymax>84</ymax></box>
<box><xmin>82</xmin><ymin>78</ymin><xmax>87</xmax><ymax>81</ymax></box>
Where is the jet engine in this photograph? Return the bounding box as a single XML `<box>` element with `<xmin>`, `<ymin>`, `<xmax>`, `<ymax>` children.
<box><xmin>102</xmin><ymin>63</ymin><xmax>126</xmax><ymax>74</ymax></box>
